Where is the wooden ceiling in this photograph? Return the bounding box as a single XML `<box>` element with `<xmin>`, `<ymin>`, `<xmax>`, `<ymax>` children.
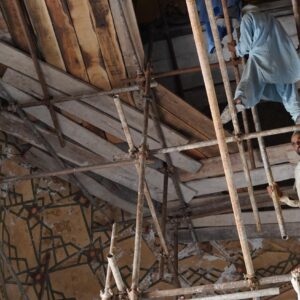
<box><xmin>0</xmin><ymin>0</ymin><xmax>297</xmax><ymax>214</ymax></box>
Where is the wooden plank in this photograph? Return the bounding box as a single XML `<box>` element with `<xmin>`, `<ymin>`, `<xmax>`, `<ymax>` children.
<box><xmin>154</xmin><ymin>85</ymin><xmax>237</xmax><ymax>155</ymax></box>
<box><xmin>44</xmin><ymin>0</ymin><xmax>88</xmax><ymax>81</ymax></box>
<box><xmin>190</xmin><ymin>209</ymin><xmax>300</xmax><ymax>227</ymax></box>
<box><xmin>24</xmin><ymin>147</ymin><xmax>137</xmax><ymax>214</ymax></box>
<box><xmin>0</xmin><ymin>45</ymin><xmax>202</xmax><ymax>173</ymax></box>
<box><xmin>0</xmin><ymin>8</ymin><xmax>11</xmax><ymax>42</ymax></box>
<box><xmin>0</xmin><ymin>0</ymin><xmax>28</xmax><ymax>51</ymax></box>
<box><xmin>108</xmin><ymin>0</ymin><xmax>141</xmax><ymax>77</ymax></box>
<box><xmin>181</xmin><ymin>144</ymin><xmax>294</xmax><ymax>182</ymax></box>
<box><xmin>2</xmin><ymin>68</ymin><xmax>201</xmax><ymax>173</ymax></box>
<box><xmin>178</xmin><ymin>222</ymin><xmax>300</xmax><ymax>242</ymax></box>
<box><xmin>66</xmin><ymin>0</ymin><xmax>111</xmax><ymax>90</ymax></box>
<box><xmin>186</xmin><ymin>163</ymin><xmax>295</xmax><ymax>196</ymax></box>
<box><xmin>24</xmin><ymin>0</ymin><xmax>66</xmax><ymax>70</ymax></box>
<box><xmin>0</xmin><ymin>86</ymin><xmax>196</xmax><ymax>202</ymax></box>
<box><xmin>89</xmin><ymin>0</ymin><xmax>127</xmax><ymax>88</ymax></box>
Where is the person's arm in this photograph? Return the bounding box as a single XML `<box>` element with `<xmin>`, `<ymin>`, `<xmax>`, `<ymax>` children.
<box><xmin>267</xmin><ymin>184</ymin><xmax>300</xmax><ymax>208</ymax></box>
<box><xmin>235</xmin><ymin>13</ymin><xmax>254</xmax><ymax>57</ymax></box>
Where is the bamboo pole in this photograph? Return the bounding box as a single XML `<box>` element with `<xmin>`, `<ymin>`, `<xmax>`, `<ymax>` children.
<box><xmin>183</xmin><ymin>288</ymin><xmax>280</xmax><ymax>300</ymax></box>
<box><xmin>130</xmin><ymin>98</ymin><xmax>150</xmax><ymax>300</ymax></box>
<box><xmin>143</xmin><ymin>274</ymin><xmax>291</xmax><ymax>298</ymax></box>
<box><xmin>19</xmin><ymin>82</ymin><xmax>158</xmax><ymax>109</ymax></box>
<box><xmin>251</xmin><ymin>107</ymin><xmax>288</xmax><ymax>239</ymax></box>
<box><xmin>220</xmin><ymin>0</ymin><xmax>255</xmax><ymax>168</ymax></box>
<box><xmin>292</xmin><ymin>0</ymin><xmax>300</xmax><ymax>46</ymax></box>
<box><xmin>205</xmin><ymin>0</ymin><xmax>261</xmax><ymax>232</ymax></box>
<box><xmin>150</xmin><ymin>124</ymin><xmax>300</xmax><ymax>155</ymax></box>
<box><xmin>113</xmin><ymin>96</ymin><xmax>169</xmax><ymax>256</ymax></box>
<box><xmin>101</xmin><ymin>224</ymin><xmax>117</xmax><ymax>300</ymax></box>
<box><xmin>107</xmin><ymin>254</ymin><xmax>126</xmax><ymax>293</ymax></box>
<box><xmin>0</xmin><ymin>158</ymin><xmax>154</xmax><ymax>184</ymax></box>
<box><xmin>186</xmin><ymin>0</ymin><xmax>255</xmax><ymax>280</ymax></box>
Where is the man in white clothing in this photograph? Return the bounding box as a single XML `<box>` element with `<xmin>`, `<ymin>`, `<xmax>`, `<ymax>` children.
<box><xmin>267</xmin><ymin>131</ymin><xmax>300</xmax><ymax>207</ymax></box>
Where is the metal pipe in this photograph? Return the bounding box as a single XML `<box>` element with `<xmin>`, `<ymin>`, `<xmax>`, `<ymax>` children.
<box><xmin>19</xmin><ymin>82</ymin><xmax>158</xmax><ymax>109</ymax></box>
<box><xmin>150</xmin><ymin>124</ymin><xmax>300</xmax><ymax>155</ymax></box>
<box><xmin>292</xmin><ymin>0</ymin><xmax>300</xmax><ymax>46</ymax></box>
<box><xmin>177</xmin><ymin>288</ymin><xmax>280</xmax><ymax>300</ymax></box>
<box><xmin>101</xmin><ymin>224</ymin><xmax>117</xmax><ymax>300</ymax></box>
<box><xmin>113</xmin><ymin>96</ymin><xmax>169</xmax><ymax>256</ymax></box>
<box><xmin>220</xmin><ymin>0</ymin><xmax>255</xmax><ymax>168</ymax></box>
<box><xmin>0</xmin><ymin>158</ymin><xmax>155</xmax><ymax>184</ymax></box>
<box><xmin>251</xmin><ymin>107</ymin><xmax>288</xmax><ymax>239</ymax></box>
<box><xmin>143</xmin><ymin>274</ymin><xmax>291</xmax><ymax>298</ymax></box>
<box><xmin>13</xmin><ymin>0</ymin><xmax>65</xmax><ymax>147</ymax></box>
<box><xmin>107</xmin><ymin>254</ymin><xmax>126</xmax><ymax>293</ymax></box>
<box><xmin>130</xmin><ymin>99</ymin><xmax>150</xmax><ymax>299</ymax></box>
<box><xmin>206</xmin><ymin>0</ymin><xmax>261</xmax><ymax>232</ymax></box>
<box><xmin>186</xmin><ymin>0</ymin><xmax>255</xmax><ymax>279</ymax></box>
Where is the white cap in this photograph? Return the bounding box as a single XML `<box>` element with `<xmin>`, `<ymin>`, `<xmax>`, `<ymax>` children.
<box><xmin>242</xmin><ymin>4</ymin><xmax>260</xmax><ymax>14</ymax></box>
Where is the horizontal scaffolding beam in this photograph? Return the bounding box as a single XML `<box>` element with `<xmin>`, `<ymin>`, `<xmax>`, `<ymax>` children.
<box><xmin>0</xmin><ymin>158</ymin><xmax>155</xmax><ymax>184</ymax></box>
<box><xmin>143</xmin><ymin>274</ymin><xmax>291</xmax><ymax>298</ymax></box>
<box><xmin>151</xmin><ymin>124</ymin><xmax>300</xmax><ymax>155</ymax></box>
<box><xmin>183</xmin><ymin>287</ymin><xmax>280</xmax><ymax>300</ymax></box>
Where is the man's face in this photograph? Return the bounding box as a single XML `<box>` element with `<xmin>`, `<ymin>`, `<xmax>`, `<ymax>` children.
<box><xmin>291</xmin><ymin>134</ymin><xmax>300</xmax><ymax>155</ymax></box>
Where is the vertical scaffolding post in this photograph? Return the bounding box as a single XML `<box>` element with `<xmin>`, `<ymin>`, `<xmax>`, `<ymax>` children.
<box><xmin>205</xmin><ymin>0</ymin><xmax>261</xmax><ymax>232</ymax></box>
<box><xmin>251</xmin><ymin>107</ymin><xmax>288</xmax><ymax>239</ymax></box>
<box><xmin>220</xmin><ymin>0</ymin><xmax>255</xmax><ymax>169</ymax></box>
<box><xmin>186</xmin><ymin>0</ymin><xmax>255</xmax><ymax>281</ymax></box>
<box><xmin>113</xmin><ymin>96</ymin><xmax>169</xmax><ymax>256</ymax></box>
<box><xmin>130</xmin><ymin>97</ymin><xmax>150</xmax><ymax>300</ymax></box>
<box><xmin>292</xmin><ymin>0</ymin><xmax>300</xmax><ymax>46</ymax></box>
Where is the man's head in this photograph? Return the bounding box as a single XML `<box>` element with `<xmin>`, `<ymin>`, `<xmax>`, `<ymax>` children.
<box><xmin>241</xmin><ymin>4</ymin><xmax>260</xmax><ymax>14</ymax></box>
<box><xmin>291</xmin><ymin>131</ymin><xmax>300</xmax><ymax>155</ymax></box>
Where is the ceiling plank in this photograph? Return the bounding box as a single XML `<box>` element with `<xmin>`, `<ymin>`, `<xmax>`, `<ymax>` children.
<box><xmin>178</xmin><ymin>222</ymin><xmax>300</xmax><ymax>242</ymax></box>
<box><xmin>66</xmin><ymin>0</ymin><xmax>111</xmax><ymax>90</ymax></box>
<box><xmin>25</xmin><ymin>147</ymin><xmax>137</xmax><ymax>214</ymax></box>
<box><xmin>186</xmin><ymin>163</ymin><xmax>295</xmax><ymax>196</ymax></box>
<box><xmin>44</xmin><ymin>0</ymin><xmax>88</xmax><ymax>81</ymax></box>
<box><xmin>2</xmin><ymin>68</ymin><xmax>200</xmax><ymax>173</ymax></box>
<box><xmin>24</xmin><ymin>0</ymin><xmax>66</xmax><ymax>70</ymax></box>
<box><xmin>181</xmin><ymin>143</ymin><xmax>295</xmax><ymax>181</ymax></box>
<box><xmin>0</xmin><ymin>0</ymin><xmax>28</xmax><ymax>51</ymax></box>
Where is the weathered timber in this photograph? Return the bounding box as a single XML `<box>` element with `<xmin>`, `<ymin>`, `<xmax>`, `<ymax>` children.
<box><xmin>44</xmin><ymin>0</ymin><xmax>88</xmax><ymax>81</ymax></box>
<box><xmin>66</xmin><ymin>0</ymin><xmax>111</xmax><ymax>90</ymax></box>
<box><xmin>24</xmin><ymin>0</ymin><xmax>65</xmax><ymax>70</ymax></box>
<box><xmin>0</xmin><ymin>0</ymin><xmax>28</xmax><ymax>51</ymax></box>
<box><xmin>24</xmin><ymin>147</ymin><xmax>137</xmax><ymax>214</ymax></box>
<box><xmin>2</xmin><ymin>69</ymin><xmax>201</xmax><ymax>172</ymax></box>
<box><xmin>181</xmin><ymin>143</ymin><xmax>294</xmax><ymax>181</ymax></box>
<box><xmin>186</xmin><ymin>163</ymin><xmax>294</xmax><ymax>196</ymax></box>
<box><xmin>190</xmin><ymin>209</ymin><xmax>300</xmax><ymax>227</ymax></box>
<box><xmin>178</xmin><ymin>222</ymin><xmax>300</xmax><ymax>242</ymax></box>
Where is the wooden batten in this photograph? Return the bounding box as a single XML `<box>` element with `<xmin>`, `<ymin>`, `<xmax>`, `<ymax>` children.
<box><xmin>0</xmin><ymin>0</ymin><xmax>28</xmax><ymax>51</ymax></box>
<box><xmin>44</xmin><ymin>0</ymin><xmax>88</xmax><ymax>81</ymax></box>
<box><xmin>89</xmin><ymin>0</ymin><xmax>127</xmax><ymax>86</ymax></box>
<box><xmin>24</xmin><ymin>0</ymin><xmax>66</xmax><ymax>70</ymax></box>
<box><xmin>66</xmin><ymin>0</ymin><xmax>111</xmax><ymax>91</ymax></box>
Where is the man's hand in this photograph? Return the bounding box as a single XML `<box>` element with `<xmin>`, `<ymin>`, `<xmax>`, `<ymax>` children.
<box><xmin>227</xmin><ymin>41</ymin><xmax>236</xmax><ymax>53</ymax></box>
<box><xmin>267</xmin><ymin>183</ymin><xmax>283</xmax><ymax>198</ymax></box>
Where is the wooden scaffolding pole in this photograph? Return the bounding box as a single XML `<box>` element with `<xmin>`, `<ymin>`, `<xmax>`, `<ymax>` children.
<box><xmin>185</xmin><ymin>0</ymin><xmax>255</xmax><ymax>280</ymax></box>
<box><xmin>205</xmin><ymin>0</ymin><xmax>261</xmax><ymax>232</ymax></box>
